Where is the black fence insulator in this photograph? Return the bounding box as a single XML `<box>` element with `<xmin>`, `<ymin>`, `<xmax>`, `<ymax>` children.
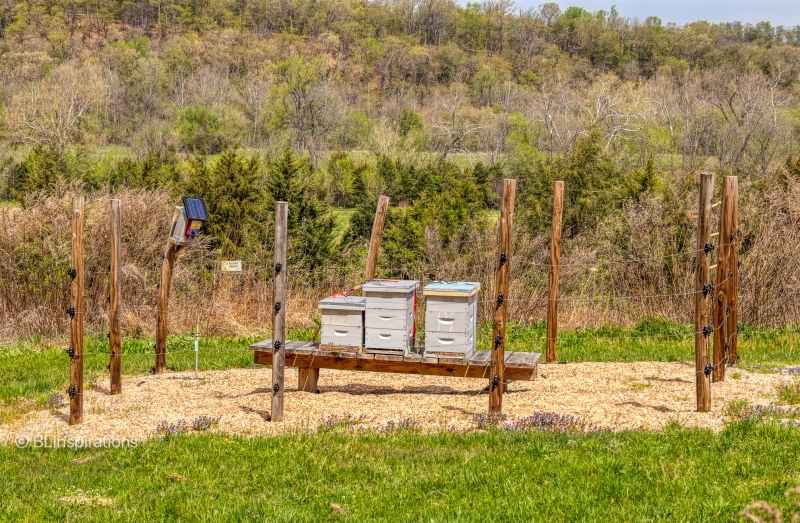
<box><xmin>704</xmin><ymin>243</ymin><xmax>714</xmax><ymax>254</ymax></box>
<box><xmin>703</xmin><ymin>325</ymin><xmax>712</xmax><ymax>337</ymax></box>
<box><xmin>730</xmin><ymin>233</ymin><xmax>735</xmax><ymax>242</ymax></box>
<box><xmin>67</xmin><ymin>268</ymin><xmax>77</xmax><ymax>279</ymax></box>
<box><xmin>274</xmin><ymin>340</ymin><xmax>281</xmax><ymax>351</ymax></box>
<box><xmin>497</xmin><ymin>294</ymin><xmax>504</xmax><ymax>305</ymax></box>
<box><xmin>274</xmin><ymin>302</ymin><xmax>281</xmax><ymax>313</ymax></box>
<box><xmin>500</xmin><ymin>252</ymin><xmax>507</xmax><ymax>264</ymax></box>
<box><xmin>738</xmin><ymin>260</ymin><xmax>742</xmax><ymax>269</ymax></box>
<box><xmin>704</xmin><ymin>364</ymin><xmax>713</xmax><ymax>376</ymax></box>
<box><xmin>66</xmin><ymin>385</ymin><xmax>78</xmax><ymax>396</ymax></box>
<box><xmin>738</xmin><ymin>228</ymin><xmax>742</xmax><ymax>237</ymax></box>
<box><xmin>66</xmin><ymin>307</ymin><xmax>76</xmax><ymax>318</ymax></box>
<box><xmin>492</xmin><ymin>376</ymin><xmax>500</xmax><ymax>390</ymax></box>
<box><xmin>494</xmin><ymin>335</ymin><xmax>503</xmax><ymax>348</ymax></box>
<box><xmin>275</xmin><ymin>262</ymin><xmax>282</xmax><ymax>274</ymax></box>
<box><xmin>702</xmin><ymin>284</ymin><xmax>714</xmax><ymax>297</ymax></box>
<box><xmin>65</xmin><ymin>347</ymin><xmax>75</xmax><ymax>358</ymax></box>
<box><xmin>273</xmin><ymin>382</ymin><xmax>281</xmax><ymax>394</ymax></box>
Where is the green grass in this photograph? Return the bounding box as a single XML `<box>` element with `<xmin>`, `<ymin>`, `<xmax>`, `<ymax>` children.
<box><xmin>777</xmin><ymin>379</ymin><xmax>800</xmax><ymax>405</ymax></box>
<box><xmin>2</xmin><ymin>423</ymin><xmax>800</xmax><ymax>521</ymax></box>
<box><xmin>0</xmin><ymin>328</ymin><xmax>315</xmax><ymax>405</ymax></box>
<box><xmin>1</xmin><ymin>321</ymin><xmax>797</xmax><ymax>407</ymax></box>
<box><xmin>475</xmin><ymin>320</ymin><xmax>800</xmax><ymax>366</ymax></box>
<box><xmin>2</xmin><ymin>321</ymin><xmax>799</xmax><ymax>521</ymax></box>
<box><xmin>332</xmin><ymin>207</ymin><xmax>356</xmax><ymax>239</ymax></box>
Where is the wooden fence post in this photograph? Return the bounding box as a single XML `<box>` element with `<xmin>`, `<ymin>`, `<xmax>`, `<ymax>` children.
<box><xmin>272</xmin><ymin>201</ymin><xmax>288</xmax><ymax>421</ymax></box>
<box><xmin>695</xmin><ymin>173</ymin><xmax>713</xmax><ymax>412</ymax></box>
<box><xmin>546</xmin><ymin>181</ymin><xmax>564</xmax><ymax>365</ymax></box>
<box><xmin>69</xmin><ymin>196</ymin><xmax>85</xmax><ymax>424</ymax></box>
<box><xmin>155</xmin><ymin>240</ymin><xmax>178</xmax><ymax>374</ymax></box>
<box><xmin>728</xmin><ymin>178</ymin><xmax>739</xmax><ymax>364</ymax></box>
<box><xmin>109</xmin><ymin>199</ymin><xmax>122</xmax><ymax>394</ymax></box>
<box><xmin>365</xmin><ymin>195</ymin><xmax>390</xmax><ymax>282</ymax></box>
<box><xmin>713</xmin><ymin>176</ymin><xmax>736</xmax><ymax>382</ymax></box>
<box><xmin>490</xmin><ymin>179</ymin><xmax>516</xmax><ymax>413</ymax></box>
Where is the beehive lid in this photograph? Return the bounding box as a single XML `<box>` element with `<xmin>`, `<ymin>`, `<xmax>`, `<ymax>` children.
<box><xmin>422</xmin><ymin>281</ymin><xmax>480</xmax><ymax>297</ymax></box>
<box><xmin>319</xmin><ymin>295</ymin><xmax>366</xmax><ymax>311</ymax></box>
<box><xmin>362</xmin><ymin>279</ymin><xmax>419</xmax><ymax>294</ymax></box>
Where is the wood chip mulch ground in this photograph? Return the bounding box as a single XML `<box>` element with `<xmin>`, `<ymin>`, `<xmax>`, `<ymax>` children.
<box><xmin>1</xmin><ymin>362</ymin><xmax>794</xmax><ymax>443</ymax></box>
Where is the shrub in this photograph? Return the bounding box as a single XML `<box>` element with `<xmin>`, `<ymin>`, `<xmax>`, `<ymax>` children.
<box><xmin>176</xmin><ymin>106</ymin><xmax>228</xmax><ymax>154</ymax></box>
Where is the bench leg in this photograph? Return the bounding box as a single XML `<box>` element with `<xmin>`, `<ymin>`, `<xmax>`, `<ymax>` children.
<box><xmin>298</xmin><ymin>367</ymin><xmax>319</xmax><ymax>393</ymax></box>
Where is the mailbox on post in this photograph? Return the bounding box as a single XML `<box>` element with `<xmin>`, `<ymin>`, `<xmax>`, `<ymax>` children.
<box><xmin>170</xmin><ymin>197</ymin><xmax>208</xmax><ymax>245</ymax></box>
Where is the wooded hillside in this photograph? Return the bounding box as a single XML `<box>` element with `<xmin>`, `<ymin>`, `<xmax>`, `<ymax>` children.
<box><xmin>0</xmin><ymin>0</ymin><xmax>797</xmax><ymax>177</ymax></box>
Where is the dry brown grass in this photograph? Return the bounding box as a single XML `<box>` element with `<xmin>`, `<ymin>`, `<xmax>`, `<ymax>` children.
<box><xmin>1</xmin><ymin>172</ymin><xmax>799</xmax><ymax>341</ymax></box>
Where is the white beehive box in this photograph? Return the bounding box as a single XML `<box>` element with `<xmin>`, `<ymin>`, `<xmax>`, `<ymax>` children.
<box><xmin>423</xmin><ymin>282</ymin><xmax>479</xmax><ymax>358</ymax></box>
<box><xmin>319</xmin><ymin>295</ymin><xmax>366</xmax><ymax>348</ymax></box>
<box><xmin>363</xmin><ymin>280</ymin><xmax>418</xmax><ymax>353</ymax></box>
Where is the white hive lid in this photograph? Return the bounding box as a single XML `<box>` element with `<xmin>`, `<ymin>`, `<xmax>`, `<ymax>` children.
<box><xmin>318</xmin><ymin>295</ymin><xmax>366</xmax><ymax>311</ymax></box>
<box><xmin>362</xmin><ymin>279</ymin><xmax>419</xmax><ymax>294</ymax></box>
<box><xmin>423</xmin><ymin>281</ymin><xmax>480</xmax><ymax>297</ymax></box>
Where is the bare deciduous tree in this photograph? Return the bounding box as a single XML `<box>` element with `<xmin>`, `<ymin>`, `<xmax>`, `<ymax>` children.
<box><xmin>9</xmin><ymin>63</ymin><xmax>108</xmax><ymax>155</ymax></box>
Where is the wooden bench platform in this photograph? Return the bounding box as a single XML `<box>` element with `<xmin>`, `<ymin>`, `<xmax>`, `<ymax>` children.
<box><xmin>250</xmin><ymin>340</ymin><xmax>540</xmax><ymax>392</ymax></box>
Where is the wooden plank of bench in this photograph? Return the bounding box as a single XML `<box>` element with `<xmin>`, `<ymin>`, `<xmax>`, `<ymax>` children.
<box><xmin>249</xmin><ymin>340</ymin><xmax>314</xmax><ymax>353</ymax></box>
<box><xmin>438</xmin><ymin>355</ymin><xmax>470</xmax><ymax>365</ymax></box>
<box><xmin>250</xmin><ymin>339</ymin><xmax>273</xmax><ymax>351</ymax></box>
<box><xmin>312</xmin><ymin>349</ymin><xmax>357</xmax><ymax>359</ymax></box>
<box><xmin>506</xmin><ymin>352</ymin><xmax>541</xmax><ymax>367</ymax></box>
<box><xmin>468</xmin><ymin>350</ymin><xmax>491</xmax><ymax>364</ymax></box>
<box><xmin>253</xmin><ymin>350</ymin><xmax>537</xmax><ymax>380</ymax></box>
<box><xmin>404</xmin><ymin>353</ymin><xmax>438</xmax><ymax>364</ymax></box>
<box><xmin>375</xmin><ymin>354</ymin><xmax>404</xmax><ymax>362</ymax></box>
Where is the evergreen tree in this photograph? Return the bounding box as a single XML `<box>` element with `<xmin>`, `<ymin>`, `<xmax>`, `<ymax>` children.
<box><xmin>515</xmin><ymin>129</ymin><xmax>631</xmax><ymax>237</ymax></box>
<box><xmin>184</xmin><ymin>149</ymin><xmax>267</xmax><ymax>258</ymax></box>
<box><xmin>8</xmin><ymin>146</ymin><xmax>75</xmax><ymax>201</ymax></box>
<box><xmin>265</xmin><ymin>150</ymin><xmax>335</xmax><ymax>270</ymax></box>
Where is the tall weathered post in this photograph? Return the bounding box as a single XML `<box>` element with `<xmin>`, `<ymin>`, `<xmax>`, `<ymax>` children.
<box><xmin>365</xmin><ymin>195</ymin><xmax>390</xmax><ymax>282</ymax></box>
<box><xmin>69</xmin><ymin>196</ymin><xmax>85</xmax><ymax>424</ymax></box>
<box><xmin>490</xmin><ymin>179</ymin><xmax>516</xmax><ymax>413</ymax></box>
<box><xmin>695</xmin><ymin>173</ymin><xmax>714</xmax><ymax>411</ymax></box>
<box><xmin>272</xmin><ymin>202</ymin><xmax>288</xmax><ymax>421</ymax></box>
<box><xmin>109</xmin><ymin>199</ymin><xmax>122</xmax><ymax>394</ymax></box>
<box><xmin>546</xmin><ymin>181</ymin><xmax>564</xmax><ymax>364</ymax></box>
<box><xmin>713</xmin><ymin>176</ymin><xmax>736</xmax><ymax>382</ymax></box>
<box><xmin>155</xmin><ymin>241</ymin><xmax>178</xmax><ymax>374</ymax></box>
<box><xmin>728</xmin><ymin>178</ymin><xmax>739</xmax><ymax>364</ymax></box>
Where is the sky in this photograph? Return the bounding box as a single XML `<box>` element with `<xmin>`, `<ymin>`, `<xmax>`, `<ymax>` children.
<box><xmin>512</xmin><ymin>0</ymin><xmax>800</xmax><ymax>26</ymax></box>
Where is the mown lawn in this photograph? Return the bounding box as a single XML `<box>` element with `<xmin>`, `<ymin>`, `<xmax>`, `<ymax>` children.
<box><xmin>2</xmin><ymin>423</ymin><xmax>800</xmax><ymax>521</ymax></box>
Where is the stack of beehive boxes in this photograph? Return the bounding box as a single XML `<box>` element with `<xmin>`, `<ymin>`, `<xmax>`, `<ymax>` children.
<box><xmin>318</xmin><ymin>295</ymin><xmax>366</xmax><ymax>351</ymax></box>
<box><xmin>363</xmin><ymin>280</ymin><xmax>418</xmax><ymax>355</ymax></box>
<box><xmin>422</xmin><ymin>282</ymin><xmax>479</xmax><ymax>359</ymax></box>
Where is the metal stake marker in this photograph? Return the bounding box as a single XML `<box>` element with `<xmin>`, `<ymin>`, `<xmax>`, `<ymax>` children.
<box><xmin>194</xmin><ymin>324</ymin><xmax>200</xmax><ymax>380</ymax></box>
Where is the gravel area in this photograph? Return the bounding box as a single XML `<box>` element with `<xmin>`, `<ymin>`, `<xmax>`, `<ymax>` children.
<box><xmin>1</xmin><ymin>362</ymin><xmax>793</xmax><ymax>443</ymax></box>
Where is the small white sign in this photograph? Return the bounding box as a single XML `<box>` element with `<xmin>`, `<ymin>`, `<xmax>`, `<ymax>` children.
<box><xmin>219</xmin><ymin>260</ymin><xmax>242</xmax><ymax>272</ymax></box>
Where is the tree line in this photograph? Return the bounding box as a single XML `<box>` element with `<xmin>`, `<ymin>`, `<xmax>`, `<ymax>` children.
<box><xmin>0</xmin><ymin>1</ymin><xmax>797</xmax><ymax>175</ymax></box>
